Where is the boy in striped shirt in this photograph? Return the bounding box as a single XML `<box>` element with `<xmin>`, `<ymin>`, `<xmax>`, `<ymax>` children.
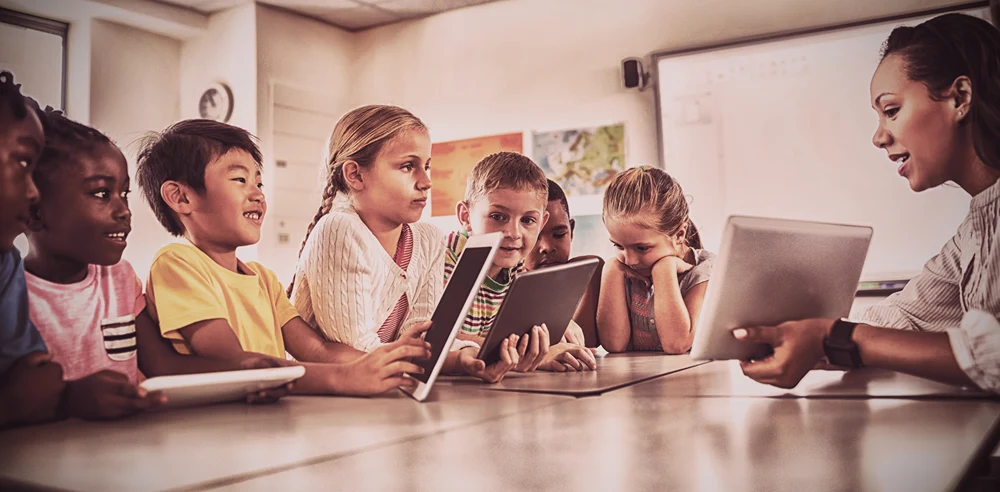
<box><xmin>448</xmin><ymin>152</ymin><xmax>597</xmax><ymax>372</ymax></box>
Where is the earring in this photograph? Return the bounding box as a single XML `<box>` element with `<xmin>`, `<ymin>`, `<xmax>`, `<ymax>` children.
<box><xmin>959</xmin><ymin>111</ymin><xmax>964</xmax><ymax>116</ymax></box>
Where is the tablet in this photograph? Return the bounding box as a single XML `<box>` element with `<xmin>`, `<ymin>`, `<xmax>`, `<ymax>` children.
<box><xmin>139</xmin><ymin>365</ymin><xmax>306</xmax><ymax>408</ymax></box>
<box><xmin>690</xmin><ymin>216</ymin><xmax>873</xmax><ymax>361</ymax></box>
<box><xmin>476</xmin><ymin>257</ymin><xmax>600</xmax><ymax>367</ymax></box>
<box><xmin>400</xmin><ymin>232</ymin><xmax>502</xmax><ymax>401</ymax></box>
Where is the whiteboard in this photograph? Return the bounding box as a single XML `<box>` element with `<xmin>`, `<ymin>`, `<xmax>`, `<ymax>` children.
<box><xmin>656</xmin><ymin>7</ymin><xmax>988</xmax><ymax>280</ymax></box>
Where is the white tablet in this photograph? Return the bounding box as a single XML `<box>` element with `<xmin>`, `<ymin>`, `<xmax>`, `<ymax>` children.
<box><xmin>400</xmin><ymin>232</ymin><xmax>502</xmax><ymax>402</ymax></box>
<box><xmin>690</xmin><ymin>216</ymin><xmax>873</xmax><ymax>361</ymax></box>
<box><xmin>139</xmin><ymin>366</ymin><xmax>305</xmax><ymax>408</ymax></box>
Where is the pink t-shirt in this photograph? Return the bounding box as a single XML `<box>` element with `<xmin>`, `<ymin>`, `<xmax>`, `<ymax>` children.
<box><xmin>26</xmin><ymin>261</ymin><xmax>145</xmax><ymax>384</ymax></box>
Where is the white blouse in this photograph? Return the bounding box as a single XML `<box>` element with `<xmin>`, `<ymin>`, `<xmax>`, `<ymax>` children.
<box><xmin>291</xmin><ymin>197</ymin><xmax>445</xmax><ymax>352</ymax></box>
<box><xmin>860</xmin><ymin>178</ymin><xmax>1000</xmax><ymax>392</ymax></box>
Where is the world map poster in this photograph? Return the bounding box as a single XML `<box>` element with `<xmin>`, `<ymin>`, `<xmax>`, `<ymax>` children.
<box><xmin>532</xmin><ymin>123</ymin><xmax>626</xmax><ymax>196</ymax></box>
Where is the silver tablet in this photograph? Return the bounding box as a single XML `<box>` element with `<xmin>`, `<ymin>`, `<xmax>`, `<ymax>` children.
<box><xmin>139</xmin><ymin>366</ymin><xmax>306</xmax><ymax>408</ymax></box>
<box><xmin>477</xmin><ymin>257</ymin><xmax>601</xmax><ymax>366</ymax></box>
<box><xmin>690</xmin><ymin>216</ymin><xmax>873</xmax><ymax>361</ymax></box>
<box><xmin>401</xmin><ymin>232</ymin><xmax>502</xmax><ymax>401</ymax></box>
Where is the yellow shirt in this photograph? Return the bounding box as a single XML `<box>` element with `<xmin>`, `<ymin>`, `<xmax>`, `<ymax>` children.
<box><xmin>146</xmin><ymin>243</ymin><xmax>298</xmax><ymax>358</ymax></box>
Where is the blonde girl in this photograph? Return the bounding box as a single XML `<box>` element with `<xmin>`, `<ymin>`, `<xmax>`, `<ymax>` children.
<box><xmin>289</xmin><ymin>105</ymin><xmax>519</xmax><ymax>383</ymax></box>
<box><xmin>596</xmin><ymin>166</ymin><xmax>714</xmax><ymax>354</ymax></box>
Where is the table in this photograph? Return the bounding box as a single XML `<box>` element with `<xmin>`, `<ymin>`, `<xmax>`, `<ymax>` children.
<box><xmin>3</xmin><ymin>356</ymin><xmax>998</xmax><ymax>492</ymax></box>
<box><xmin>441</xmin><ymin>352</ymin><xmax>706</xmax><ymax>396</ymax></box>
<box><xmin>0</xmin><ymin>387</ymin><xmax>569</xmax><ymax>491</ymax></box>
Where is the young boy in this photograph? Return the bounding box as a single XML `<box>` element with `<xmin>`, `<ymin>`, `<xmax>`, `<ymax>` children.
<box><xmin>136</xmin><ymin>120</ymin><xmax>430</xmax><ymax>396</ymax></box>
<box><xmin>449</xmin><ymin>152</ymin><xmax>596</xmax><ymax>372</ymax></box>
<box><xmin>524</xmin><ymin>179</ymin><xmax>604</xmax><ymax>348</ymax></box>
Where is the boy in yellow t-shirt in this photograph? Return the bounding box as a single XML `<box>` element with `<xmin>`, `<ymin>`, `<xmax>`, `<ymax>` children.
<box><xmin>137</xmin><ymin>120</ymin><xmax>431</xmax><ymax>396</ymax></box>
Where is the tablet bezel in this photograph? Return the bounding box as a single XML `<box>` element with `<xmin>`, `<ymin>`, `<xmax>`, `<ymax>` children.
<box><xmin>476</xmin><ymin>257</ymin><xmax>600</xmax><ymax>366</ymax></box>
<box><xmin>401</xmin><ymin>232</ymin><xmax>502</xmax><ymax>401</ymax></box>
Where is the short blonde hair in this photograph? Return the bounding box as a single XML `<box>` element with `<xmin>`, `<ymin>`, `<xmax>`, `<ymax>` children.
<box><xmin>464</xmin><ymin>151</ymin><xmax>547</xmax><ymax>206</ymax></box>
<box><xmin>602</xmin><ymin>166</ymin><xmax>702</xmax><ymax>248</ymax></box>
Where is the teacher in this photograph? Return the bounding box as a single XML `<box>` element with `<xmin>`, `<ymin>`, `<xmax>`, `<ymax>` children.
<box><xmin>733</xmin><ymin>13</ymin><xmax>1000</xmax><ymax>392</ymax></box>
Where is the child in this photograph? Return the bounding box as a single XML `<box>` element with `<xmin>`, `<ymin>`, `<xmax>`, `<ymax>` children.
<box><xmin>136</xmin><ymin>119</ymin><xmax>431</xmax><ymax>396</ymax></box>
<box><xmin>0</xmin><ymin>70</ymin><xmax>63</xmax><ymax>427</ymax></box>
<box><xmin>524</xmin><ymin>179</ymin><xmax>604</xmax><ymax>348</ymax></box>
<box><xmin>289</xmin><ymin>105</ymin><xmax>519</xmax><ymax>383</ymax></box>
<box><xmin>596</xmin><ymin>166</ymin><xmax>714</xmax><ymax>354</ymax></box>
<box><xmin>23</xmin><ymin>110</ymin><xmax>287</xmax><ymax>419</ymax></box>
<box><xmin>451</xmin><ymin>152</ymin><xmax>597</xmax><ymax>372</ymax></box>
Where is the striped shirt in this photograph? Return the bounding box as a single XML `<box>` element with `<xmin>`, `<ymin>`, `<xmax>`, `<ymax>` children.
<box><xmin>860</xmin><ymin>177</ymin><xmax>1000</xmax><ymax>392</ymax></box>
<box><xmin>444</xmin><ymin>231</ymin><xmax>522</xmax><ymax>337</ymax></box>
<box><xmin>377</xmin><ymin>224</ymin><xmax>413</xmax><ymax>343</ymax></box>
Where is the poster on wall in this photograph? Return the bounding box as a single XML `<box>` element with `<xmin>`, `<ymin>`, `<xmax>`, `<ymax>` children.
<box><xmin>430</xmin><ymin>132</ymin><xmax>523</xmax><ymax>217</ymax></box>
<box><xmin>532</xmin><ymin>123</ymin><xmax>626</xmax><ymax>196</ymax></box>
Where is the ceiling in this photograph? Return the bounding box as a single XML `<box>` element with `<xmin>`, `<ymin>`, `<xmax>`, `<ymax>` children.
<box><xmin>155</xmin><ymin>0</ymin><xmax>502</xmax><ymax>31</ymax></box>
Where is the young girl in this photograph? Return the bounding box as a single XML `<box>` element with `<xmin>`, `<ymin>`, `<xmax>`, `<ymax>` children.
<box><xmin>289</xmin><ymin>105</ymin><xmax>520</xmax><ymax>383</ymax></box>
<box><xmin>23</xmin><ymin>110</ymin><xmax>287</xmax><ymax>420</ymax></box>
<box><xmin>596</xmin><ymin>166</ymin><xmax>714</xmax><ymax>354</ymax></box>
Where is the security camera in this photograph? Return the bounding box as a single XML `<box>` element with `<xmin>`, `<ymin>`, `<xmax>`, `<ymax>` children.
<box><xmin>621</xmin><ymin>57</ymin><xmax>650</xmax><ymax>91</ymax></box>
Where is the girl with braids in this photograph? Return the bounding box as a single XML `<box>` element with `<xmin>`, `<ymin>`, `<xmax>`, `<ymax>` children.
<box><xmin>596</xmin><ymin>166</ymin><xmax>714</xmax><ymax>354</ymax></box>
<box><xmin>289</xmin><ymin>105</ymin><xmax>521</xmax><ymax>383</ymax></box>
<box><xmin>736</xmin><ymin>13</ymin><xmax>1000</xmax><ymax>392</ymax></box>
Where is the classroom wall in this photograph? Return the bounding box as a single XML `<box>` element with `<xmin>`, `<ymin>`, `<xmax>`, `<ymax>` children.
<box><xmin>255</xmin><ymin>4</ymin><xmax>356</xmax><ymax>283</ymax></box>
<box><xmin>347</xmin><ymin>0</ymin><xmax>975</xmax><ymax>238</ymax></box>
<box><xmin>89</xmin><ymin>19</ymin><xmax>182</xmax><ymax>280</ymax></box>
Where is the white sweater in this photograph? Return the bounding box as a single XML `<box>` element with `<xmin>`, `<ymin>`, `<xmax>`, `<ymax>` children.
<box><xmin>291</xmin><ymin>198</ymin><xmax>446</xmax><ymax>352</ymax></box>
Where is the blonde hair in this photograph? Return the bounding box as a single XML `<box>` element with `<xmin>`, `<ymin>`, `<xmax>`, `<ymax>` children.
<box><xmin>464</xmin><ymin>151</ymin><xmax>547</xmax><ymax>206</ymax></box>
<box><xmin>602</xmin><ymin>166</ymin><xmax>702</xmax><ymax>248</ymax></box>
<box><xmin>288</xmin><ymin>105</ymin><xmax>427</xmax><ymax>295</ymax></box>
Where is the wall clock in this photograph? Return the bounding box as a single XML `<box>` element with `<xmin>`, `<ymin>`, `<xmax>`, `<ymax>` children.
<box><xmin>198</xmin><ymin>82</ymin><xmax>234</xmax><ymax>123</ymax></box>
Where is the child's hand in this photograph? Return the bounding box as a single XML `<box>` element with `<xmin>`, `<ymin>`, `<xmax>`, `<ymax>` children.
<box><xmin>652</xmin><ymin>256</ymin><xmax>694</xmax><ymax>278</ymax></box>
<box><xmin>562</xmin><ymin>321</ymin><xmax>587</xmax><ymax>347</ymax></box>
<box><xmin>65</xmin><ymin>370</ymin><xmax>167</xmax><ymax>420</ymax></box>
<box><xmin>513</xmin><ymin>325</ymin><xmax>550</xmax><ymax>373</ymax></box>
<box><xmin>333</xmin><ymin>323</ymin><xmax>433</xmax><ymax>396</ymax></box>
<box><xmin>1</xmin><ymin>352</ymin><xmax>65</xmax><ymax>425</ymax></box>
<box><xmin>458</xmin><ymin>335</ymin><xmax>519</xmax><ymax>383</ymax></box>
<box><xmin>237</xmin><ymin>355</ymin><xmax>298</xmax><ymax>404</ymax></box>
<box><xmin>614</xmin><ymin>259</ymin><xmax>651</xmax><ymax>281</ymax></box>
<box><xmin>537</xmin><ymin>342</ymin><xmax>598</xmax><ymax>372</ymax></box>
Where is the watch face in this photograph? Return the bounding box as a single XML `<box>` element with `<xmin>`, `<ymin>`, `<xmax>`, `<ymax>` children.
<box><xmin>198</xmin><ymin>83</ymin><xmax>233</xmax><ymax>122</ymax></box>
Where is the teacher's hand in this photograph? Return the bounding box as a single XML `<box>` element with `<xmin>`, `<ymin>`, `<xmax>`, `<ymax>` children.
<box><xmin>732</xmin><ymin>318</ymin><xmax>835</xmax><ymax>389</ymax></box>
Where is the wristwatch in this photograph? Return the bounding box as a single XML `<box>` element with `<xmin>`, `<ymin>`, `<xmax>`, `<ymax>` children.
<box><xmin>822</xmin><ymin>319</ymin><xmax>863</xmax><ymax>369</ymax></box>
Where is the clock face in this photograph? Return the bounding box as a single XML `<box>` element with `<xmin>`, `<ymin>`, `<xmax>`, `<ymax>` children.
<box><xmin>199</xmin><ymin>83</ymin><xmax>233</xmax><ymax>122</ymax></box>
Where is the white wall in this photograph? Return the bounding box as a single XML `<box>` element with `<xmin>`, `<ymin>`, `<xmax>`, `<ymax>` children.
<box><xmin>348</xmin><ymin>0</ymin><xmax>975</xmax><ymax>239</ymax></box>
<box><xmin>89</xmin><ymin>19</ymin><xmax>181</xmax><ymax>280</ymax></box>
<box><xmin>255</xmin><ymin>5</ymin><xmax>356</xmax><ymax>283</ymax></box>
<box><xmin>179</xmin><ymin>3</ymin><xmax>259</xmax><ymax>259</ymax></box>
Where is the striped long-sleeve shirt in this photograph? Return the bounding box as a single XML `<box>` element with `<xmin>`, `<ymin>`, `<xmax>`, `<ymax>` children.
<box><xmin>444</xmin><ymin>231</ymin><xmax>522</xmax><ymax>338</ymax></box>
<box><xmin>860</xmin><ymin>178</ymin><xmax>1000</xmax><ymax>392</ymax></box>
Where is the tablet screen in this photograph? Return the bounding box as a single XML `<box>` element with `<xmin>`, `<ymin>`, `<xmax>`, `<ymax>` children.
<box><xmin>411</xmin><ymin>245</ymin><xmax>491</xmax><ymax>383</ymax></box>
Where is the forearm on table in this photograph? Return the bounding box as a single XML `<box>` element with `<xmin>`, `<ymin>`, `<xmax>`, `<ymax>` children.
<box><xmin>853</xmin><ymin>323</ymin><xmax>975</xmax><ymax>388</ymax></box>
